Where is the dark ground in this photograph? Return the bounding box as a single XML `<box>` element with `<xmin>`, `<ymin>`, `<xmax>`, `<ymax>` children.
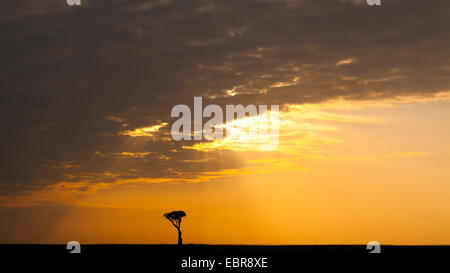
<box><xmin>1</xmin><ymin>244</ymin><xmax>448</xmax><ymax>271</ymax></box>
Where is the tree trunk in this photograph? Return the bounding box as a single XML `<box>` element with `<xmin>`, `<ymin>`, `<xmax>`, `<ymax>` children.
<box><xmin>177</xmin><ymin>229</ymin><xmax>182</xmax><ymax>245</ymax></box>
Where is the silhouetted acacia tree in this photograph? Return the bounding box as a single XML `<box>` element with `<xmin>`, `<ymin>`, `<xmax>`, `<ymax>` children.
<box><xmin>164</xmin><ymin>211</ymin><xmax>186</xmax><ymax>245</ymax></box>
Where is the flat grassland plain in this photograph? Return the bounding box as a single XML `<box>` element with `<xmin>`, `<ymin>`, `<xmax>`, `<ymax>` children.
<box><xmin>1</xmin><ymin>245</ymin><xmax>449</xmax><ymax>271</ymax></box>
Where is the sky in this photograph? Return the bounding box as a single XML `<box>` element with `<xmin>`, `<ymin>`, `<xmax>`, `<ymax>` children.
<box><xmin>0</xmin><ymin>0</ymin><xmax>450</xmax><ymax>244</ymax></box>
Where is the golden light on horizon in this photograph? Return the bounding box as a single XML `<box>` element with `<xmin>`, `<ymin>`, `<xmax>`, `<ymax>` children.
<box><xmin>2</xmin><ymin>91</ymin><xmax>450</xmax><ymax>245</ymax></box>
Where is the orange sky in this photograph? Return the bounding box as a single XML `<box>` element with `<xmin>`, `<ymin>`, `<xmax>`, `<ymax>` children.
<box><xmin>2</xmin><ymin>93</ymin><xmax>450</xmax><ymax>245</ymax></box>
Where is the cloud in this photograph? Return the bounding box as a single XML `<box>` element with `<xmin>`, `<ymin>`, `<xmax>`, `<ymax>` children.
<box><xmin>336</xmin><ymin>58</ymin><xmax>357</xmax><ymax>66</ymax></box>
<box><xmin>119</xmin><ymin>123</ymin><xmax>168</xmax><ymax>137</ymax></box>
<box><xmin>1</xmin><ymin>0</ymin><xmax>450</xmax><ymax>200</ymax></box>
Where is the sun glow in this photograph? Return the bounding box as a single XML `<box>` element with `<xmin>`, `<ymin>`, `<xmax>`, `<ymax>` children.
<box><xmin>184</xmin><ymin>109</ymin><xmax>280</xmax><ymax>152</ymax></box>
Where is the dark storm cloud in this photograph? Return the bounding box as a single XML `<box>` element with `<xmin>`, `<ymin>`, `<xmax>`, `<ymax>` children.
<box><xmin>0</xmin><ymin>0</ymin><xmax>449</xmax><ymax>196</ymax></box>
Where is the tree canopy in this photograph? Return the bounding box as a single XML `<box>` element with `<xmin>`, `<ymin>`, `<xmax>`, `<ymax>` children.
<box><xmin>164</xmin><ymin>210</ymin><xmax>186</xmax><ymax>229</ymax></box>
